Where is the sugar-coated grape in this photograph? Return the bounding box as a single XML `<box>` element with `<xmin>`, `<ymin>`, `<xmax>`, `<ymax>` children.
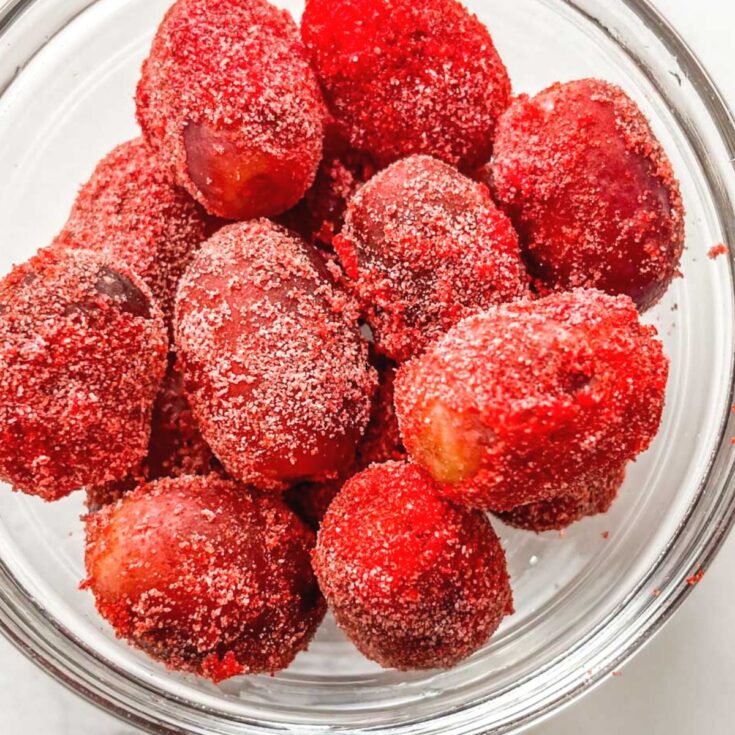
<box><xmin>0</xmin><ymin>248</ymin><xmax>167</xmax><ymax>500</ymax></box>
<box><xmin>302</xmin><ymin>0</ymin><xmax>510</xmax><ymax>169</ymax></box>
<box><xmin>335</xmin><ymin>155</ymin><xmax>529</xmax><ymax>361</ymax></box>
<box><xmin>176</xmin><ymin>220</ymin><xmax>376</xmax><ymax>489</ymax></box>
<box><xmin>84</xmin><ymin>475</ymin><xmax>325</xmax><ymax>681</ymax></box>
<box><xmin>313</xmin><ymin>462</ymin><xmax>513</xmax><ymax>670</ymax></box>
<box><xmin>137</xmin><ymin>0</ymin><xmax>324</xmax><ymax>220</ymax></box>
<box><xmin>395</xmin><ymin>289</ymin><xmax>667</xmax><ymax>510</ymax></box>
<box><xmin>492</xmin><ymin>79</ymin><xmax>684</xmax><ymax>310</ymax></box>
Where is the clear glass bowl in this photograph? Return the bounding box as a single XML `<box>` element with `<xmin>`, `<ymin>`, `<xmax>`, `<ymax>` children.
<box><xmin>0</xmin><ymin>0</ymin><xmax>734</xmax><ymax>733</ymax></box>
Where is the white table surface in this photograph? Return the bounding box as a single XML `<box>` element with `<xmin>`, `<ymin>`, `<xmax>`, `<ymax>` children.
<box><xmin>2</xmin><ymin>0</ymin><xmax>735</xmax><ymax>733</ymax></box>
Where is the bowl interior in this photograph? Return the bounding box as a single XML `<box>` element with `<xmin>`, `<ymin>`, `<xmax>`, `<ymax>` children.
<box><xmin>0</xmin><ymin>0</ymin><xmax>734</xmax><ymax>733</ymax></box>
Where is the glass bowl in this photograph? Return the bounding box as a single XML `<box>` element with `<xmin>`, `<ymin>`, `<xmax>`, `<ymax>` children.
<box><xmin>1</xmin><ymin>0</ymin><xmax>735</xmax><ymax>733</ymax></box>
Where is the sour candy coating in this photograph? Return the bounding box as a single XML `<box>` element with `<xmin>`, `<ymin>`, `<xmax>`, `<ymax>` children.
<box><xmin>492</xmin><ymin>79</ymin><xmax>685</xmax><ymax>310</ymax></box>
<box><xmin>354</xmin><ymin>356</ymin><xmax>405</xmax><ymax>469</ymax></box>
<box><xmin>0</xmin><ymin>248</ymin><xmax>168</xmax><ymax>501</ymax></box>
<box><xmin>395</xmin><ymin>289</ymin><xmax>668</xmax><ymax>511</ymax></box>
<box><xmin>313</xmin><ymin>462</ymin><xmax>513</xmax><ymax>670</ymax></box>
<box><xmin>301</xmin><ymin>0</ymin><xmax>511</xmax><ymax>170</ymax></box>
<box><xmin>176</xmin><ymin>219</ymin><xmax>376</xmax><ymax>489</ymax></box>
<box><xmin>277</xmin><ymin>123</ymin><xmax>372</xmax><ymax>249</ymax></box>
<box><xmin>335</xmin><ymin>155</ymin><xmax>529</xmax><ymax>361</ymax></box>
<box><xmin>86</xmin><ymin>354</ymin><xmax>220</xmax><ymax>513</ymax></box>
<box><xmin>496</xmin><ymin>464</ymin><xmax>627</xmax><ymax>532</ymax></box>
<box><xmin>137</xmin><ymin>0</ymin><xmax>324</xmax><ymax>220</ymax></box>
<box><xmin>55</xmin><ymin>138</ymin><xmax>209</xmax><ymax>321</ymax></box>
<box><xmin>84</xmin><ymin>475</ymin><xmax>325</xmax><ymax>681</ymax></box>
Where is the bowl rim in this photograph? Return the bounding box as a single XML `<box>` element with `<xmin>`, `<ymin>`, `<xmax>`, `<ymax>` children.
<box><xmin>1</xmin><ymin>0</ymin><xmax>735</xmax><ymax>733</ymax></box>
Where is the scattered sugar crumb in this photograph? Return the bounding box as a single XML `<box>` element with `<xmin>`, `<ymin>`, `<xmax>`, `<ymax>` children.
<box><xmin>708</xmin><ymin>243</ymin><xmax>728</xmax><ymax>260</ymax></box>
<box><xmin>686</xmin><ymin>567</ymin><xmax>705</xmax><ymax>586</ymax></box>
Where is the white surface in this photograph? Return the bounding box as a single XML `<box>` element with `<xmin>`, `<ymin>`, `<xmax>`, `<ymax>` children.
<box><xmin>1</xmin><ymin>0</ymin><xmax>734</xmax><ymax>733</ymax></box>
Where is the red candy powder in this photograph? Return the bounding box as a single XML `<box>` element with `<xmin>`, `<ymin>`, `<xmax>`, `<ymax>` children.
<box><xmin>55</xmin><ymin>138</ymin><xmax>209</xmax><ymax>322</ymax></box>
<box><xmin>302</xmin><ymin>0</ymin><xmax>511</xmax><ymax>170</ymax></box>
<box><xmin>492</xmin><ymin>79</ymin><xmax>685</xmax><ymax>311</ymax></box>
<box><xmin>395</xmin><ymin>289</ymin><xmax>668</xmax><ymax>511</ymax></box>
<box><xmin>708</xmin><ymin>243</ymin><xmax>728</xmax><ymax>260</ymax></box>
<box><xmin>278</xmin><ymin>123</ymin><xmax>372</xmax><ymax>249</ymax></box>
<box><xmin>354</xmin><ymin>356</ymin><xmax>405</xmax><ymax>469</ymax></box>
<box><xmin>0</xmin><ymin>248</ymin><xmax>168</xmax><ymax>501</ymax></box>
<box><xmin>496</xmin><ymin>464</ymin><xmax>627</xmax><ymax>532</ymax></box>
<box><xmin>86</xmin><ymin>355</ymin><xmax>220</xmax><ymax>513</ymax></box>
<box><xmin>137</xmin><ymin>0</ymin><xmax>324</xmax><ymax>220</ymax></box>
<box><xmin>313</xmin><ymin>462</ymin><xmax>513</xmax><ymax>670</ymax></box>
<box><xmin>145</xmin><ymin>355</ymin><xmax>220</xmax><ymax>481</ymax></box>
<box><xmin>335</xmin><ymin>155</ymin><xmax>529</xmax><ymax>361</ymax></box>
<box><xmin>84</xmin><ymin>475</ymin><xmax>325</xmax><ymax>681</ymax></box>
<box><xmin>176</xmin><ymin>219</ymin><xmax>376</xmax><ymax>489</ymax></box>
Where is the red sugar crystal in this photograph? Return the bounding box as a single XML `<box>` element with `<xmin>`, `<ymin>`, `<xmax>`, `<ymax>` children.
<box><xmin>708</xmin><ymin>243</ymin><xmax>728</xmax><ymax>260</ymax></box>
<box><xmin>686</xmin><ymin>567</ymin><xmax>705</xmax><ymax>586</ymax></box>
